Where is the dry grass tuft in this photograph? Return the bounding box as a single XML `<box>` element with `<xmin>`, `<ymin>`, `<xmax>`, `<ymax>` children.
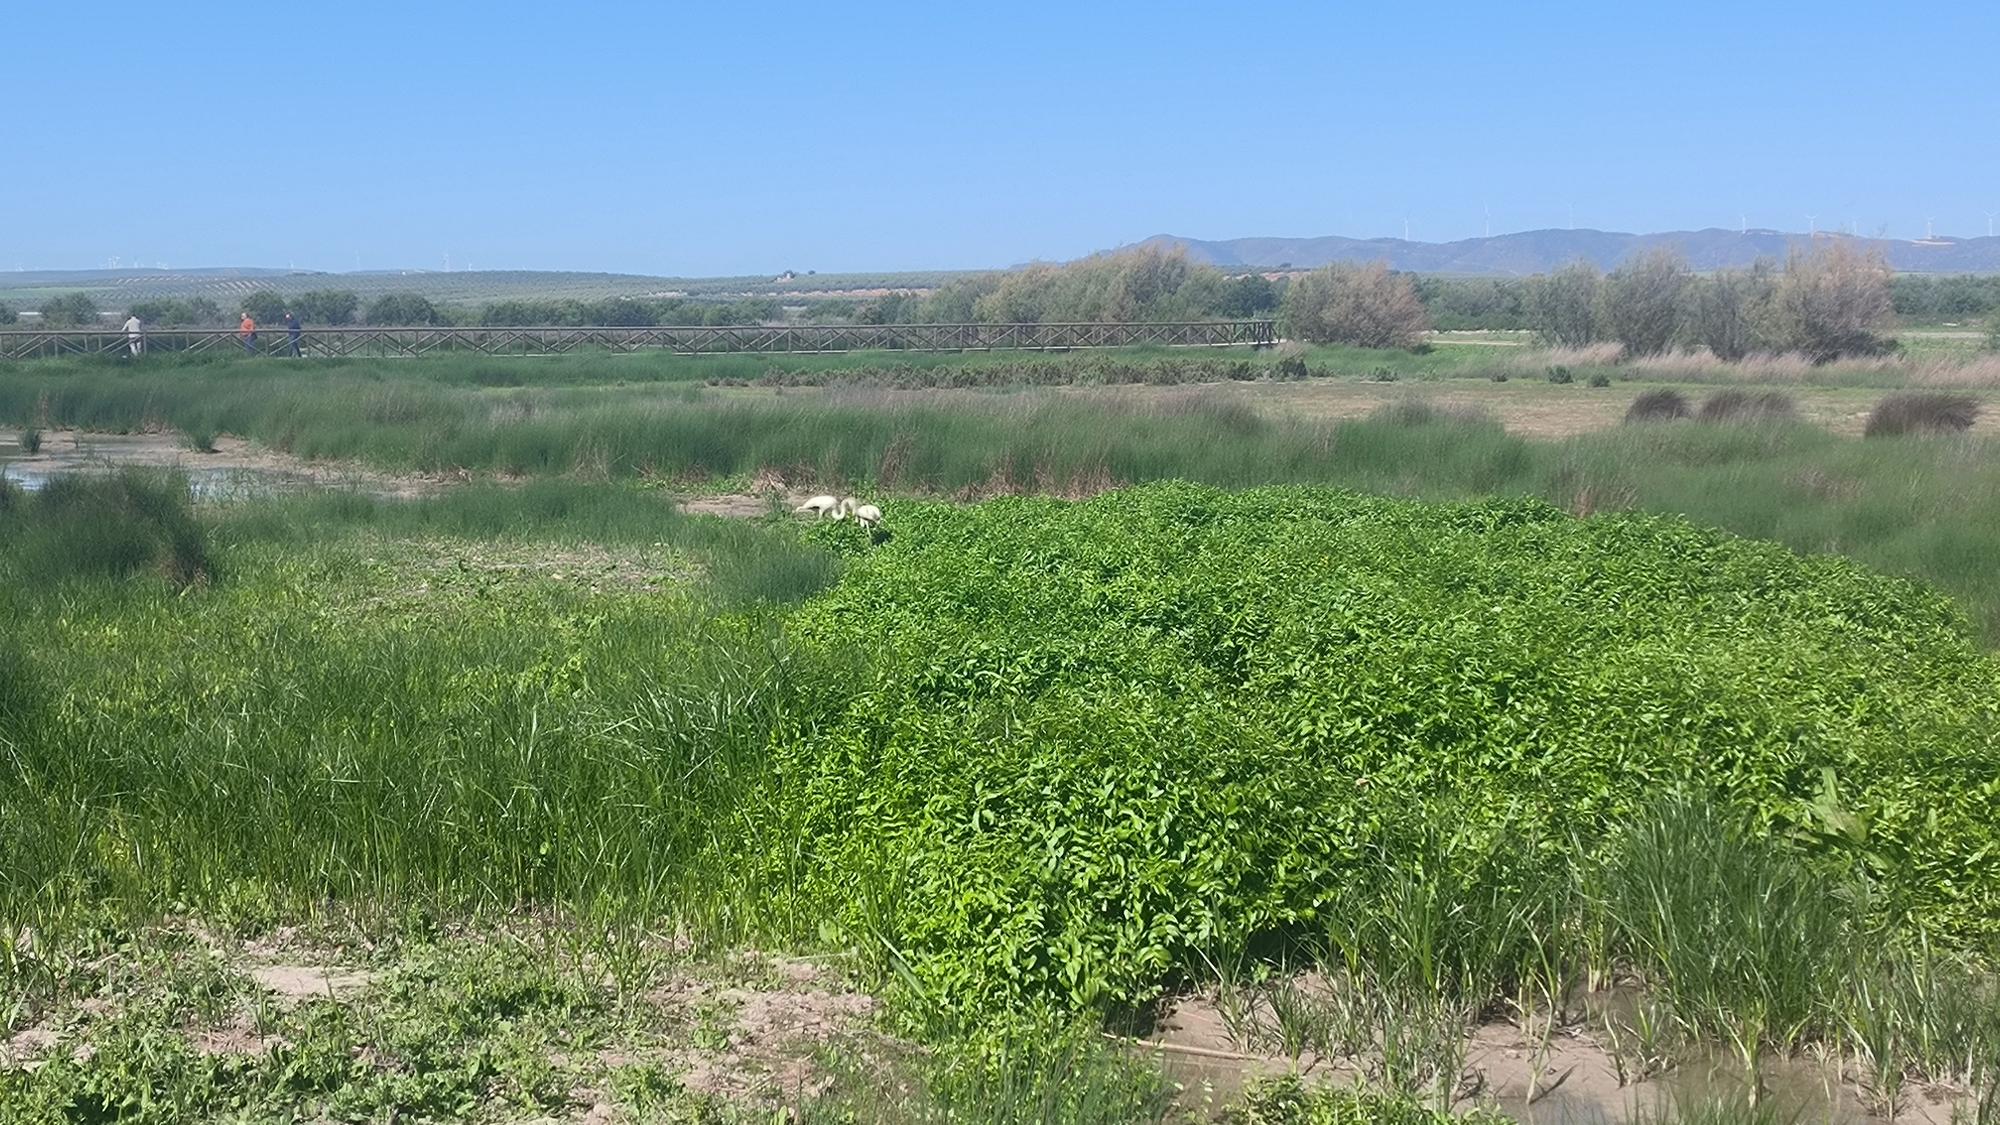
<box><xmin>1623</xmin><ymin>389</ymin><xmax>1693</xmax><ymax>423</ymax></box>
<box><xmin>1697</xmin><ymin>390</ymin><xmax>1799</xmax><ymax>424</ymax></box>
<box><xmin>1864</xmin><ymin>392</ymin><xmax>1983</xmax><ymax>438</ymax></box>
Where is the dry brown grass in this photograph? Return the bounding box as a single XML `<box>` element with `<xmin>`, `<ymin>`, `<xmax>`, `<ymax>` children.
<box><xmin>1509</xmin><ymin>342</ymin><xmax>1624</xmax><ymax>373</ymax></box>
<box><xmin>1907</xmin><ymin>354</ymin><xmax>2000</xmax><ymax>388</ymax></box>
<box><xmin>1617</xmin><ymin>348</ymin><xmax>2000</xmax><ymax>388</ymax></box>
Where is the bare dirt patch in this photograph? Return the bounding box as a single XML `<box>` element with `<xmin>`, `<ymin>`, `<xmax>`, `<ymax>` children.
<box><xmin>248</xmin><ymin>963</ymin><xmax>381</xmax><ymax>1006</ymax></box>
<box><xmin>630</xmin><ymin>954</ymin><xmax>884</xmax><ymax>1106</ymax></box>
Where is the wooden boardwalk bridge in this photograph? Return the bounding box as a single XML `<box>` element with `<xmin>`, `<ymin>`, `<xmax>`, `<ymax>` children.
<box><xmin>0</xmin><ymin>320</ymin><xmax>1276</xmax><ymax>361</ymax></box>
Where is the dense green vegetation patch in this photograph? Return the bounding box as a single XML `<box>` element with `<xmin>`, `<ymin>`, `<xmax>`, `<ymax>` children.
<box><xmin>755</xmin><ymin>484</ymin><xmax>2000</xmax><ymax>1016</ymax></box>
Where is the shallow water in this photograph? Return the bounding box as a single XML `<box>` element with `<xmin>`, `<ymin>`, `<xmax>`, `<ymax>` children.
<box><xmin>0</xmin><ymin>432</ymin><xmax>397</xmax><ymax>499</ymax></box>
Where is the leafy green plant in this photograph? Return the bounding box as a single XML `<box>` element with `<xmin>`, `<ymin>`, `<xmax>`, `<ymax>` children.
<box><xmin>755</xmin><ymin>484</ymin><xmax>2000</xmax><ymax>1023</ymax></box>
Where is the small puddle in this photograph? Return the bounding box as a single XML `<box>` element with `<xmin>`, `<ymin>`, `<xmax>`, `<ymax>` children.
<box><xmin>0</xmin><ymin>431</ymin><xmax>430</xmax><ymax>500</ymax></box>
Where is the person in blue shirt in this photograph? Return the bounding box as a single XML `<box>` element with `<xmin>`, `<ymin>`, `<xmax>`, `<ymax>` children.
<box><xmin>284</xmin><ymin>310</ymin><xmax>302</xmax><ymax>357</ymax></box>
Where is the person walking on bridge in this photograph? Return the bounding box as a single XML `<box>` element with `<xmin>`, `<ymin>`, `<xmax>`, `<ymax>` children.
<box><xmin>239</xmin><ymin>311</ymin><xmax>257</xmax><ymax>355</ymax></box>
<box><xmin>284</xmin><ymin>310</ymin><xmax>302</xmax><ymax>357</ymax></box>
<box><xmin>123</xmin><ymin>312</ymin><xmax>144</xmax><ymax>357</ymax></box>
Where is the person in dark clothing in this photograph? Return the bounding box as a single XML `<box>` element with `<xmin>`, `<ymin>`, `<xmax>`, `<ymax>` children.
<box><xmin>283</xmin><ymin>311</ymin><xmax>303</xmax><ymax>357</ymax></box>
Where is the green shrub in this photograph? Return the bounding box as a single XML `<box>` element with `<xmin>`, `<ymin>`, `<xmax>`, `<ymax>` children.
<box><xmin>1587</xmin><ymin>371</ymin><xmax>1612</xmax><ymax>388</ymax></box>
<box><xmin>19</xmin><ymin>427</ymin><xmax>41</xmax><ymax>453</ymax></box>
<box><xmin>1546</xmin><ymin>364</ymin><xmax>1574</xmax><ymax>384</ymax></box>
<box><xmin>752</xmin><ymin>484</ymin><xmax>2000</xmax><ymax>1018</ymax></box>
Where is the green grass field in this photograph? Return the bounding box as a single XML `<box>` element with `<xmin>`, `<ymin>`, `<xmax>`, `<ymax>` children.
<box><xmin>4</xmin><ymin>349</ymin><xmax>2000</xmax><ymax>1122</ymax></box>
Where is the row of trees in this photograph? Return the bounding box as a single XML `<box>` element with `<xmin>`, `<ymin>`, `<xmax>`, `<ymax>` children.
<box><xmin>842</xmin><ymin>251</ymin><xmax>1281</xmax><ymax>326</ymax></box>
<box><xmin>27</xmin><ymin>290</ymin><xmax>780</xmax><ymax>329</ymax></box>
<box><xmin>1526</xmin><ymin>243</ymin><xmax>1897</xmax><ymax>361</ymax></box>
<box><xmin>1417</xmin><ymin>271</ymin><xmax>2000</xmax><ymax>331</ymax></box>
<box><xmin>4</xmin><ymin>247</ymin><xmax>1978</xmax><ymax>362</ymax></box>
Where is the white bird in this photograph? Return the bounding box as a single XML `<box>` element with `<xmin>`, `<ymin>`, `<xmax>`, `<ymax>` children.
<box><xmin>827</xmin><ymin>497</ymin><xmax>884</xmax><ymax>527</ymax></box>
<box><xmin>793</xmin><ymin>494</ymin><xmax>840</xmax><ymax>518</ymax></box>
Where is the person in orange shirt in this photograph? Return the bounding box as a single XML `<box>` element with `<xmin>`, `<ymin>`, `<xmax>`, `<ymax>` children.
<box><xmin>239</xmin><ymin>312</ymin><xmax>257</xmax><ymax>355</ymax></box>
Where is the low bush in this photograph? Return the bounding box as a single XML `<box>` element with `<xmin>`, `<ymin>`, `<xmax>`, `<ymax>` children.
<box><xmin>1697</xmin><ymin>389</ymin><xmax>1798</xmax><ymax>424</ymax></box>
<box><xmin>1546</xmin><ymin>365</ymin><xmax>1573</xmax><ymax>384</ymax></box>
<box><xmin>1623</xmin><ymin>389</ymin><xmax>1692</xmax><ymax>423</ymax></box>
<box><xmin>1863</xmin><ymin>392</ymin><xmax>1981</xmax><ymax>438</ymax></box>
<box><xmin>1588</xmin><ymin>371</ymin><xmax>1612</xmax><ymax>388</ymax></box>
<box><xmin>19</xmin><ymin>427</ymin><xmax>41</xmax><ymax>453</ymax></box>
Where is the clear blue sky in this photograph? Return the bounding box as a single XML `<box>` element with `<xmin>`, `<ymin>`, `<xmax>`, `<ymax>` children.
<box><xmin>4</xmin><ymin>0</ymin><xmax>1994</xmax><ymax>275</ymax></box>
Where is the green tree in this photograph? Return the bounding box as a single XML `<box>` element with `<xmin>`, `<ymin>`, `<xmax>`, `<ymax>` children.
<box><xmin>1602</xmin><ymin>248</ymin><xmax>1691</xmax><ymax>355</ymax></box>
<box><xmin>1279</xmin><ymin>261</ymin><xmax>1430</xmax><ymax>348</ymax></box>
<box><xmin>1686</xmin><ymin>264</ymin><xmax>1779</xmax><ymax>361</ymax></box>
<box><xmin>188</xmin><ymin>297</ymin><xmax>223</xmax><ymax>324</ymax></box>
<box><xmin>0</xmin><ymin>302</ymin><xmax>16</xmax><ymax>325</ymax></box>
<box><xmin>582</xmin><ymin>297</ymin><xmax>656</xmax><ymax>326</ymax></box>
<box><xmin>293</xmin><ymin>289</ymin><xmax>359</xmax><ymax>325</ymax></box>
<box><xmin>1215</xmin><ymin>273</ymin><xmax>1279</xmax><ymax>318</ymax></box>
<box><xmin>38</xmin><ymin>292</ymin><xmax>101</xmax><ymax>327</ymax></box>
<box><xmin>1774</xmin><ymin>241</ymin><xmax>1895</xmax><ymax>362</ymax></box>
<box><xmin>921</xmin><ymin>275</ymin><xmax>1000</xmax><ymax>322</ymax></box>
<box><xmin>968</xmin><ymin>248</ymin><xmax>1226</xmax><ymax>324</ymax></box>
<box><xmin>1525</xmin><ymin>261</ymin><xmax>1603</xmax><ymax>347</ymax></box>
<box><xmin>241</xmin><ymin>290</ymin><xmax>287</xmax><ymax>324</ymax></box>
<box><xmin>364</xmin><ymin>293</ymin><xmax>440</xmax><ymax>325</ymax></box>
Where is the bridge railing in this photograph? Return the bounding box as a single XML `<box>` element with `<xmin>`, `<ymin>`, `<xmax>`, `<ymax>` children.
<box><xmin>0</xmin><ymin>320</ymin><xmax>1277</xmax><ymax>361</ymax></box>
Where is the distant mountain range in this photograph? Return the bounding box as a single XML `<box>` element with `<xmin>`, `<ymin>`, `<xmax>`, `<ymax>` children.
<box><xmin>1127</xmin><ymin>228</ymin><xmax>2000</xmax><ymax>275</ymax></box>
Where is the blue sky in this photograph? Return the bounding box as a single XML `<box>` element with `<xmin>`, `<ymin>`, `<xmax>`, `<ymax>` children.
<box><xmin>3</xmin><ymin>1</ymin><xmax>1995</xmax><ymax>275</ymax></box>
